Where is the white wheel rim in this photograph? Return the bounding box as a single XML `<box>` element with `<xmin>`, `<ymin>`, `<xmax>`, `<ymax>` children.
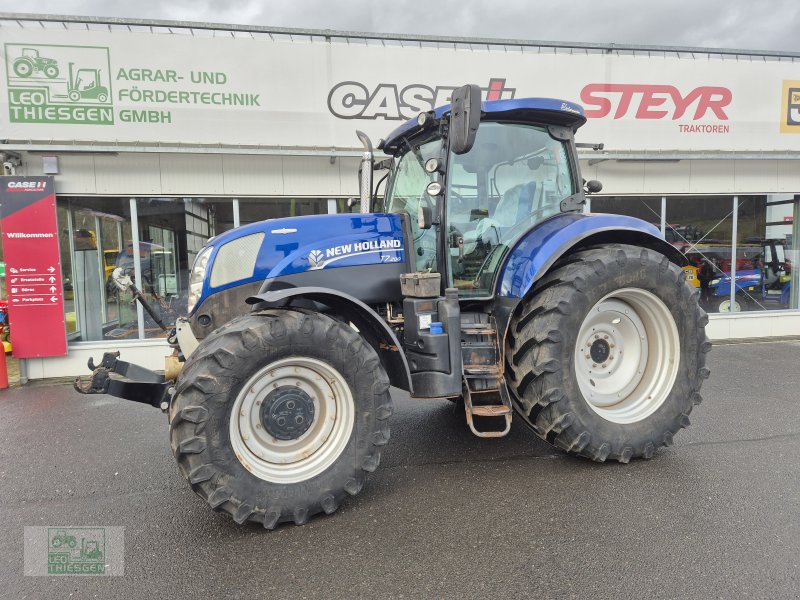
<box><xmin>718</xmin><ymin>299</ymin><xmax>741</xmax><ymax>313</ymax></box>
<box><xmin>229</xmin><ymin>357</ymin><xmax>354</xmax><ymax>484</ymax></box>
<box><xmin>574</xmin><ymin>288</ymin><xmax>680</xmax><ymax>424</ymax></box>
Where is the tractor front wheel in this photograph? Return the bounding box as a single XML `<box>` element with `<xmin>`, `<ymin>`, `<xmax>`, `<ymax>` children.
<box><xmin>506</xmin><ymin>244</ymin><xmax>710</xmax><ymax>462</ymax></box>
<box><xmin>169</xmin><ymin>310</ymin><xmax>392</xmax><ymax>528</ymax></box>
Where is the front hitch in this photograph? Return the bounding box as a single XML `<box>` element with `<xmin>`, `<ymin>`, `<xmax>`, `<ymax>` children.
<box><xmin>74</xmin><ymin>351</ymin><xmax>172</xmax><ymax>409</ymax></box>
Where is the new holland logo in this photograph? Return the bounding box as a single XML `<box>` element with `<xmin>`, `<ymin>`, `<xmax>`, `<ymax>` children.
<box><xmin>780</xmin><ymin>80</ymin><xmax>800</xmax><ymax>134</ymax></box>
<box><xmin>307</xmin><ymin>239</ymin><xmax>402</xmax><ymax>270</ymax></box>
<box><xmin>308</xmin><ymin>250</ymin><xmax>324</xmax><ymax>268</ymax></box>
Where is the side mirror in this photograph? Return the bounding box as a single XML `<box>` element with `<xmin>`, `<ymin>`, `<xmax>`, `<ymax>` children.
<box><xmin>450</xmin><ymin>84</ymin><xmax>481</xmax><ymax>155</ymax></box>
<box><xmin>418</xmin><ymin>204</ymin><xmax>433</xmax><ymax>230</ymax></box>
<box><xmin>585</xmin><ymin>180</ymin><xmax>603</xmax><ymax>194</ymax></box>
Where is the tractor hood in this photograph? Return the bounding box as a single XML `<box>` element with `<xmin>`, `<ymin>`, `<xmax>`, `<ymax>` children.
<box><xmin>190</xmin><ymin>212</ymin><xmax>406</xmax><ymax>315</ymax></box>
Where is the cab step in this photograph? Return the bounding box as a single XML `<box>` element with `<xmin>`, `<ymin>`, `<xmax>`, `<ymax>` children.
<box><xmin>462</xmin><ymin>377</ymin><xmax>512</xmax><ymax>438</ymax></box>
<box><xmin>460</xmin><ymin>313</ymin><xmax>511</xmax><ymax>437</ymax></box>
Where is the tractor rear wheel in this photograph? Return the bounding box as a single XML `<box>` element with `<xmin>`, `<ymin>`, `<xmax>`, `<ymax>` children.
<box><xmin>169</xmin><ymin>309</ymin><xmax>392</xmax><ymax>528</ymax></box>
<box><xmin>13</xmin><ymin>59</ymin><xmax>32</xmax><ymax>78</ymax></box>
<box><xmin>506</xmin><ymin>244</ymin><xmax>710</xmax><ymax>462</ymax></box>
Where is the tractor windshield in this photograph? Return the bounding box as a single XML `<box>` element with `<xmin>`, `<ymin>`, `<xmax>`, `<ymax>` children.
<box><xmin>384</xmin><ymin>135</ymin><xmax>443</xmax><ymax>271</ymax></box>
<box><xmin>447</xmin><ymin>122</ymin><xmax>575</xmax><ymax>296</ymax></box>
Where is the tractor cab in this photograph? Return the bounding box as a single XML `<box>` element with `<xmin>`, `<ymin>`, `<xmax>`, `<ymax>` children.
<box><xmin>377</xmin><ymin>86</ymin><xmax>594</xmax><ymax>299</ymax></box>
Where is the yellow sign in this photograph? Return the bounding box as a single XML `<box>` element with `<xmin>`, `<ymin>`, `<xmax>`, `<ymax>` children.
<box><xmin>780</xmin><ymin>80</ymin><xmax>800</xmax><ymax>133</ymax></box>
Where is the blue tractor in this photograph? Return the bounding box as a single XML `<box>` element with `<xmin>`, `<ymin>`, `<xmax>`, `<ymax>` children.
<box><xmin>705</xmin><ymin>239</ymin><xmax>791</xmax><ymax>312</ymax></box>
<box><xmin>77</xmin><ymin>85</ymin><xmax>710</xmax><ymax>528</ymax></box>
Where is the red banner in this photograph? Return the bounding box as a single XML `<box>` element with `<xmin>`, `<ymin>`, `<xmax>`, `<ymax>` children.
<box><xmin>1</xmin><ymin>176</ymin><xmax>67</xmax><ymax>357</ymax></box>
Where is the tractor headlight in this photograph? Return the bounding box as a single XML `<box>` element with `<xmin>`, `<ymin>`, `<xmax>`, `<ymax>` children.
<box><xmin>187</xmin><ymin>246</ymin><xmax>213</xmax><ymax>314</ymax></box>
<box><xmin>709</xmin><ymin>278</ymin><xmax>721</xmax><ymax>287</ymax></box>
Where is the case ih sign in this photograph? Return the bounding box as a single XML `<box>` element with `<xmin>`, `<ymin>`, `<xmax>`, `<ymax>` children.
<box><xmin>0</xmin><ymin>176</ymin><xmax>67</xmax><ymax>358</ymax></box>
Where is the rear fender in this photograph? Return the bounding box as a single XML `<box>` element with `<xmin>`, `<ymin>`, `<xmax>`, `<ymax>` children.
<box><xmin>496</xmin><ymin>213</ymin><xmax>686</xmax><ymax>300</ymax></box>
<box><xmin>247</xmin><ymin>286</ymin><xmax>412</xmax><ymax>393</ymax></box>
<box><xmin>495</xmin><ymin>213</ymin><xmax>688</xmax><ymax>350</ymax></box>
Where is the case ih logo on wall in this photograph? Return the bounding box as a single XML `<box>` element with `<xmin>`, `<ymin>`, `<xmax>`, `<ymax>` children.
<box><xmin>328</xmin><ymin>78</ymin><xmax>515</xmax><ymax>120</ymax></box>
<box><xmin>780</xmin><ymin>80</ymin><xmax>800</xmax><ymax>134</ymax></box>
<box><xmin>5</xmin><ymin>43</ymin><xmax>113</xmax><ymax>125</ymax></box>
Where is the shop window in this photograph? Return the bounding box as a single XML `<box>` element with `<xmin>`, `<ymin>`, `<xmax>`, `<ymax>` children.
<box><xmin>591</xmin><ymin>196</ymin><xmax>662</xmax><ymax>230</ymax></box>
<box><xmin>57</xmin><ymin>198</ymin><xmax>134</xmax><ymax>341</ymax></box>
<box><xmin>57</xmin><ymin>197</ymin><xmax>236</xmax><ymax>342</ymax></box>
<box><xmin>732</xmin><ymin>195</ymin><xmax>798</xmax><ymax>312</ymax></box>
<box><xmin>134</xmin><ymin>198</ymin><xmax>236</xmax><ymax>339</ymax></box>
<box><xmin>238</xmin><ymin>197</ymin><xmax>339</xmax><ymax>225</ymax></box>
<box><xmin>663</xmin><ymin>196</ymin><xmax>734</xmax><ymax>314</ymax></box>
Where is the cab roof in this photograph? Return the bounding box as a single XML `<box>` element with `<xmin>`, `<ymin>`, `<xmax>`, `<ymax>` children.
<box><xmin>381</xmin><ymin>97</ymin><xmax>587</xmax><ymax>155</ymax></box>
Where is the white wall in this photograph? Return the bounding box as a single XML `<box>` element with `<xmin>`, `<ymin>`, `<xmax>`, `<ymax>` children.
<box><xmin>580</xmin><ymin>159</ymin><xmax>800</xmax><ymax>195</ymax></box>
<box><xmin>21</xmin><ymin>152</ymin><xmax>361</xmax><ymax>198</ymax></box>
<box><xmin>21</xmin><ymin>153</ymin><xmax>800</xmax><ymax>199</ymax></box>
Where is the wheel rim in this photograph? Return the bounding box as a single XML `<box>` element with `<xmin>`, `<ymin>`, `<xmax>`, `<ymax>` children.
<box><xmin>229</xmin><ymin>357</ymin><xmax>354</xmax><ymax>484</ymax></box>
<box><xmin>15</xmin><ymin>62</ymin><xmax>31</xmax><ymax>77</ymax></box>
<box><xmin>717</xmin><ymin>298</ymin><xmax>741</xmax><ymax>313</ymax></box>
<box><xmin>574</xmin><ymin>288</ymin><xmax>680</xmax><ymax>424</ymax></box>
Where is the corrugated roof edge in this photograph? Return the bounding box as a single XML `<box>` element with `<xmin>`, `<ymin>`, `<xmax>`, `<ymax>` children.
<box><xmin>1</xmin><ymin>12</ymin><xmax>800</xmax><ymax>59</ymax></box>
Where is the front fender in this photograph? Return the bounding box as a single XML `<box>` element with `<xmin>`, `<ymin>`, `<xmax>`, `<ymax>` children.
<box><xmin>496</xmin><ymin>212</ymin><xmax>686</xmax><ymax>299</ymax></box>
<box><xmin>246</xmin><ymin>286</ymin><xmax>412</xmax><ymax>393</ymax></box>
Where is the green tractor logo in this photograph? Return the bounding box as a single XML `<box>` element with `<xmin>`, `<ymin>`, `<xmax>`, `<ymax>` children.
<box><xmin>5</xmin><ymin>43</ymin><xmax>114</xmax><ymax>125</ymax></box>
<box><xmin>50</xmin><ymin>529</ymin><xmax>77</xmax><ymax>549</ymax></box>
<box><xmin>13</xmin><ymin>47</ymin><xmax>60</xmax><ymax>79</ymax></box>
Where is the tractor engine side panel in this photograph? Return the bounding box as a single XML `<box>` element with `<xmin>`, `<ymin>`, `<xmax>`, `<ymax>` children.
<box><xmin>189</xmin><ymin>213</ymin><xmax>409</xmax><ymax>339</ymax></box>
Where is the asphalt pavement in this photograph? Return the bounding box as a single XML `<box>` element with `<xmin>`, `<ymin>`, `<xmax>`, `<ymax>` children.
<box><xmin>1</xmin><ymin>340</ymin><xmax>798</xmax><ymax>599</ymax></box>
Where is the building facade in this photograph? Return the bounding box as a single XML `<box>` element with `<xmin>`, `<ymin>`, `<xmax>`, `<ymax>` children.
<box><xmin>0</xmin><ymin>14</ymin><xmax>799</xmax><ymax>378</ymax></box>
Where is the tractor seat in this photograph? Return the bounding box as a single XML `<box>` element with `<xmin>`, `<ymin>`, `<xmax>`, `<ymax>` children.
<box><xmin>492</xmin><ymin>181</ymin><xmax>538</xmax><ymax>228</ymax></box>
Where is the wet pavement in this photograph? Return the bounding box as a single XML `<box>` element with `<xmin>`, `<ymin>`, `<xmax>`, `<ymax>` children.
<box><xmin>0</xmin><ymin>340</ymin><xmax>798</xmax><ymax>599</ymax></box>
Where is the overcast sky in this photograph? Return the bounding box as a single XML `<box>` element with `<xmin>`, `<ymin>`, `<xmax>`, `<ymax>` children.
<box><xmin>0</xmin><ymin>0</ymin><xmax>798</xmax><ymax>52</ymax></box>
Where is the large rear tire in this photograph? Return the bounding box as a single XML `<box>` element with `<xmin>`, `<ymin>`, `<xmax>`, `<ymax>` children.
<box><xmin>169</xmin><ymin>309</ymin><xmax>392</xmax><ymax>528</ymax></box>
<box><xmin>506</xmin><ymin>244</ymin><xmax>710</xmax><ymax>462</ymax></box>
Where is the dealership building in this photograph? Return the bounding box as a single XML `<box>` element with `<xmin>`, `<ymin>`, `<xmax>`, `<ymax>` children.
<box><xmin>0</xmin><ymin>13</ymin><xmax>799</xmax><ymax>379</ymax></box>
